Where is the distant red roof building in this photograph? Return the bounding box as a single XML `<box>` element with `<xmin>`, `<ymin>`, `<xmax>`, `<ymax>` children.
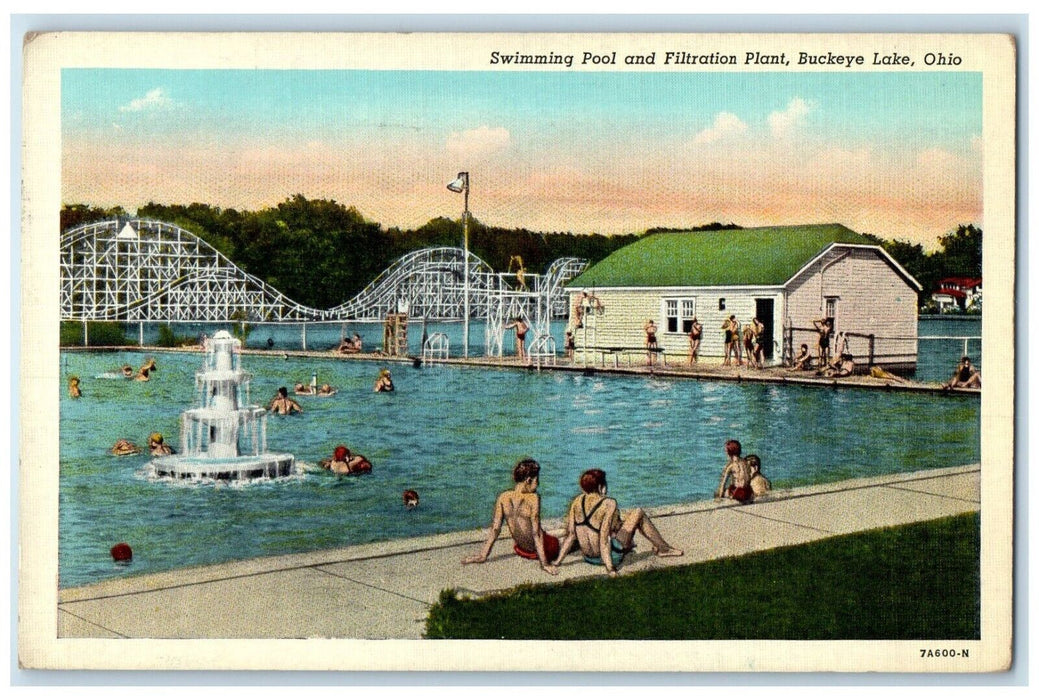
<box><xmin>932</xmin><ymin>277</ymin><xmax>982</xmax><ymax>312</ymax></box>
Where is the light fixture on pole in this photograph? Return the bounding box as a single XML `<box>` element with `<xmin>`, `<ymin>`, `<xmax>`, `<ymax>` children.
<box><xmin>446</xmin><ymin>171</ymin><xmax>470</xmax><ymax>358</ymax></box>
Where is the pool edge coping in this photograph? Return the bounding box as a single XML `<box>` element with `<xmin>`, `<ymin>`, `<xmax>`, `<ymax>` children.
<box><xmin>58</xmin><ymin>463</ymin><xmax>980</xmax><ymax>604</ymax></box>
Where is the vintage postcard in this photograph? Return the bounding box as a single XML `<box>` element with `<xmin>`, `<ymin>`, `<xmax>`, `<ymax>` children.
<box><xmin>19</xmin><ymin>31</ymin><xmax>1015</xmax><ymax>672</ymax></box>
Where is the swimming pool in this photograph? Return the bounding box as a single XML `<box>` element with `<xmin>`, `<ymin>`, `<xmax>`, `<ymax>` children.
<box><xmin>58</xmin><ymin>340</ymin><xmax>980</xmax><ymax>589</ymax></box>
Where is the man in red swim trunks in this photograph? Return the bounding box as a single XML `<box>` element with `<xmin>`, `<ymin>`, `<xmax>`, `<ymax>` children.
<box><xmin>462</xmin><ymin>458</ymin><xmax>560</xmax><ymax>575</ymax></box>
<box><xmin>715</xmin><ymin>439</ymin><xmax>754</xmax><ymax>504</ymax></box>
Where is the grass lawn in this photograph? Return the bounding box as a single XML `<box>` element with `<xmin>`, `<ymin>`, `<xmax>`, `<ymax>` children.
<box><xmin>425</xmin><ymin>513</ymin><xmax>980</xmax><ymax>639</ymax></box>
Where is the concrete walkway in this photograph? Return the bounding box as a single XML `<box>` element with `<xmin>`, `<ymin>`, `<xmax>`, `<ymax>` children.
<box><xmin>57</xmin><ymin>464</ymin><xmax>980</xmax><ymax>640</ymax></box>
<box><xmin>64</xmin><ymin>345</ymin><xmax>981</xmax><ymax>396</ymax></box>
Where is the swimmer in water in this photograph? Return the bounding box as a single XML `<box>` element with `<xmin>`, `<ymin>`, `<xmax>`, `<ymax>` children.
<box><xmin>716</xmin><ymin>439</ymin><xmax>753</xmax><ymax>503</ymax></box>
<box><xmin>147</xmin><ymin>432</ymin><xmax>175</xmax><ymax>456</ymax></box>
<box><xmin>135</xmin><ymin>358</ymin><xmax>157</xmax><ymax>382</ymax></box>
<box><xmin>268</xmin><ymin>387</ymin><xmax>303</xmax><ymax>415</ymax></box>
<box><xmin>68</xmin><ymin>376</ymin><xmax>82</xmax><ymax>398</ymax></box>
<box><xmin>111</xmin><ymin>439</ymin><xmax>140</xmax><ymax>456</ymax></box>
<box><xmin>317</xmin><ymin>383</ymin><xmax>336</xmax><ymax>396</ymax></box>
<box><xmin>747</xmin><ymin>454</ymin><xmax>771</xmax><ymax>496</ymax></box>
<box><xmin>121</xmin><ymin>364</ymin><xmax>134</xmax><ymax>379</ymax></box>
<box><xmin>373</xmin><ymin>369</ymin><xmax>394</xmax><ymax>393</ymax></box>
<box><xmin>293</xmin><ymin>382</ymin><xmax>314</xmax><ymax>395</ymax></box>
<box><xmin>403</xmin><ymin>489</ymin><xmax>420</xmax><ymax>509</ymax></box>
<box><xmin>322</xmin><ymin>445</ymin><xmax>372</xmax><ymax>475</ymax></box>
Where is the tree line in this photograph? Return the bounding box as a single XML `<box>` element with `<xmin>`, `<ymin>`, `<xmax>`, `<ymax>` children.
<box><xmin>60</xmin><ymin>198</ymin><xmax>981</xmax><ymax>311</ymax></box>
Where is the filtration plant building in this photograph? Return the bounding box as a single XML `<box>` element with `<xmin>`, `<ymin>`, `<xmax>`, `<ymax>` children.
<box><xmin>565</xmin><ymin>224</ymin><xmax>921</xmax><ymax>372</ymax></box>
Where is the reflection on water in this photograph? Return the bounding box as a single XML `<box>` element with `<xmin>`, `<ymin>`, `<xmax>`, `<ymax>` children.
<box><xmin>58</xmin><ymin>321</ymin><xmax>980</xmax><ymax>588</ymax></box>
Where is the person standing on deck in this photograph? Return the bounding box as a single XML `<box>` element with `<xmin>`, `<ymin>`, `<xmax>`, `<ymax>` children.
<box><xmin>687</xmin><ymin>318</ymin><xmax>702</xmax><ymax>364</ymax></box>
<box><xmin>742</xmin><ymin>321</ymin><xmax>758</xmax><ymax>368</ymax></box>
<box><xmin>722</xmin><ymin>315</ymin><xmax>738</xmax><ymax>366</ymax></box>
<box><xmin>504</xmin><ymin>317</ymin><xmax>529</xmax><ymax>360</ymax></box>
<box><xmin>813</xmin><ymin>317</ymin><xmax>833</xmax><ymax>368</ymax></box>
<box><xmin>644</xmin><ymin>319</ymin><xmax>659</xmax><ymax>366</ymax></box>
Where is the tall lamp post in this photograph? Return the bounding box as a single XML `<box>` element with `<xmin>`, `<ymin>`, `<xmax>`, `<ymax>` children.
<box><xmin>446</xmin><ymin>171</ymin><xmax>470</xmax><ymax>357</ymax></box>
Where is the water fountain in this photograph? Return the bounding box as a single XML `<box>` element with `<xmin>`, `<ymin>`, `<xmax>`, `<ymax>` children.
<box><xmin>151</xmin><ymin>330</ymin><xmax>294</xmax><ymax>480</ymax></box>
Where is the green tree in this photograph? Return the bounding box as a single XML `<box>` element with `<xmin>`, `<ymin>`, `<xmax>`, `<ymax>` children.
<box><xmin>60</xmin><ymin>203</ymin><xmax>128</xmax><ymax>231</ymax></box>
<box><xmin>936</xmin><ymin>224</ymin><xmax>982</xmax><ymax>279</ymax></box>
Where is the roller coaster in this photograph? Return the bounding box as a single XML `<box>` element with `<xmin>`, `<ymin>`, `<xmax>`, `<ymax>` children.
<box><xmin>60</xmin><ymin>218</ymin><xmax>587</xmax><ymax>352</ymax></box>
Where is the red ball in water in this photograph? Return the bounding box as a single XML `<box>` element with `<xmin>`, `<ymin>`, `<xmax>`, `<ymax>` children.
<box><xmin>110</xmin><ymin>542</ymin><xmax>133</xmax><ymax>562</ymax></box>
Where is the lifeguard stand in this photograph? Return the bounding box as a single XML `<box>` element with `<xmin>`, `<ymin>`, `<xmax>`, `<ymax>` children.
<box><xmin>383</xmin><ymin>313</ymin><xmax>408</xmax><ymax>356</ymax></box>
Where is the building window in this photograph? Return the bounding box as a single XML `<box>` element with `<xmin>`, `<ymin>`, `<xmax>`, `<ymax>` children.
<box><xmin>825</xmin><ymin>296</ymin><xmax>839</xmax><ymax>325</ymax></box>
<box><xmin>664</xmin><ymin>297</ymin><xmax>696</xmax><ymax>333</ymax></box>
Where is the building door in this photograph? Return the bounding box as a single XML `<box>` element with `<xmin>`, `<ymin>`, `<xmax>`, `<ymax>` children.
<box><xmin>755</xmin><ymin>298</ymin><xmax>775</xmax><ymax>360</ymax></box>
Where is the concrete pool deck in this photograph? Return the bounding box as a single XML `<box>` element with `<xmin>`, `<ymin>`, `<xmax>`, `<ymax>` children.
<box><xmin>66</xmin><ymin>345</ymin><xmax>981</xmax><ymax>396</ymax></box>
<box><xmin>57</xmin><ymin>464</ymin><xmax>980</xmax><ymax>640</ymax></box>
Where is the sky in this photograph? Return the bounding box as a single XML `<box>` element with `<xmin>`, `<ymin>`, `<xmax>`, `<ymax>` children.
<box><xmin>62</xmin><ymin>69</ymin><xmax>983</xmax><ymax>249</ymax></box>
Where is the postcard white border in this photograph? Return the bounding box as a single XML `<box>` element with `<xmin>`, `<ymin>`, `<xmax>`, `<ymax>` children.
<box><xmin>18</xmin><ymin>30</ymin><xmax>1016</xmax><ymax>673</ymax></box>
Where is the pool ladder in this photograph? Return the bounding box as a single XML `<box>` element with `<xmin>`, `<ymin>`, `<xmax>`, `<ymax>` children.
<box><xmin>422</xmin><ymin>333</ymin><xmax>450</xmax><ymax>364</ymax></box>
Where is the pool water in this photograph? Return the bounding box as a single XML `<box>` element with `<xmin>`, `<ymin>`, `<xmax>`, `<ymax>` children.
<box><xmin>58</xmin><ymin>321</ymin><xmax>981</xmax><ymax>589</ymax></box>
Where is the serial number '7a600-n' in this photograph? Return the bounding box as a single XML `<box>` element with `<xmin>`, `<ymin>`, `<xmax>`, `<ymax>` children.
<box><xmin>920</xmin><ymin>648</ymin><xmax>970</xmax><ymax>658</ymax></box>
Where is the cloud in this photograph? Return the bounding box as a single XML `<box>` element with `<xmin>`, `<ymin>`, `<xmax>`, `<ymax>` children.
<box><xmin>768</xmin><ymin>97</ymin><xmax>813</xmax><ymax>137</ymax></box>
<box><xmin>446</xmin><ymin>125</ymin><xmax>510</xmax><ymax>158</ymax></box>
<box><xmin>914</xmin><ymin>147</ymin><xmax>959</xmax><ymax>171</ymax></box>
<box><xmin>693</xmin><ymin>112</ymin><xmax>747</xmax><ymax>144</ymax></box>
<box><xmin>119</xmin><ymin>88</ymin><xmax>171</xmax><ymax>113</ymax></box>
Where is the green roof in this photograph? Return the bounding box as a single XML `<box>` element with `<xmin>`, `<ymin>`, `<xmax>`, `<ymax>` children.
<box><xmin>566</xmin><ymin>224</ymin><xmax>875</xmax><ymax>289</ymax></box>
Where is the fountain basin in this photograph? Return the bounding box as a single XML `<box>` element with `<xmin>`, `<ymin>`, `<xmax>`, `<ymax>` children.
<box><xmin>151</xmin><ymin>453</ymin><xmax>295</xmax><ymax>481</ymax></box>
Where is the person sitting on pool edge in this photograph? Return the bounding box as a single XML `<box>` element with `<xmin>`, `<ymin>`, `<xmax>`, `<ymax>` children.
<box><xmin>462</xmin><ymin>458</ymin><xmax>560</xmax><ymax>575</ymax></box>
<box><xmin>746</xmin><ymin>454</ymin><xmax>771</xmax><ymax>497</ymax></box>
<box><xmin>336</xmin><ymin>334</ymin><xmax>363</xmax><ymax>354</ymax></box>
<box><xmin>553</xmin><ymin>468</ymin><xmax>683</xmax><ymax>577</ymax></box>
<box><xmin>944</xmin><ymin>355</ymin><xmax>981</xmax><ymax>389</ymax></box>
<box><xmin>788</xmin><ymin>343</ymin><xmax>812</xmax><ymax>371</ymax></box>
<box><xmin>821</xmin><ymin>353</ymin><xmax>855</xmax><ymax>378</ymax></box>
<box><xmin>148</xmin><ymin>432</ymin><xmax>175</xmax><ymax>456</ymax></box>
<box><xmin>373</xmin><ymin>368</ymin><xmax>394</xmax><ymax>393</ymax></box>
<box><xmin>268</xmin><ymin>387</ymin><xmax>303</xmax><ymax>415</ymax></box>
<box><xmin>716</xmin><ymin>439</ymin><xmax>753</xmax><ymax>504</ymax></box>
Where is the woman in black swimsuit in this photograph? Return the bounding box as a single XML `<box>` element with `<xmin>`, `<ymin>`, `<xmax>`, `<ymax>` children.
<box><xmin>553</xmin><ymin>469</ymin><xmax>682</xmax><ymax>576</ymax></box>
<box><xmin>687</xmin><ymin>318</ymin><xmax>702</xmax><ymax>364</ymax></box>
<box><xmin>944</xmin><ymin>356</ymin><xmax>981</xmax><ymax>389</ymax></box>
